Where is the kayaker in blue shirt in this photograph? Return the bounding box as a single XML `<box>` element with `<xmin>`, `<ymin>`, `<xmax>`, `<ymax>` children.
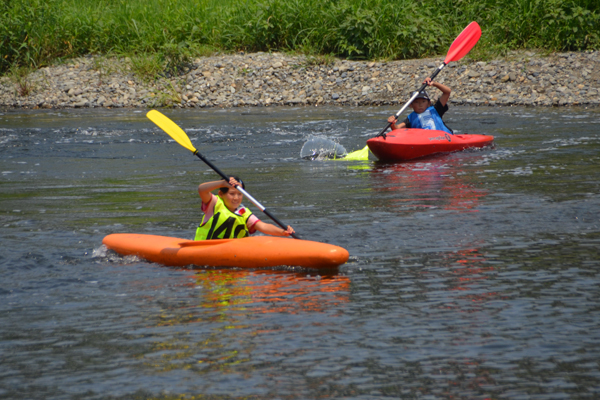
<box><xmin>195</xmin><ymin>176</ymin><xmax>295</xmax><ymax>240</ymax></box>
<box><xmin>388</xmin><ymin>77</ymin><xmax>454</xmax><ymax>134</ymax></box>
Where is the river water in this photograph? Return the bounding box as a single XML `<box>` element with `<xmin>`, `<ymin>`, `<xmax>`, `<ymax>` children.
<box><xmin>1</xmin><ymin>105</ymin><xmax>599</xmax><ymax>399</ymax></box>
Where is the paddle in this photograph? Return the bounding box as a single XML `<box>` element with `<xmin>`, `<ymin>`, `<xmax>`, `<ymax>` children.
<box><xmin>377</xmin><ymin>21</ymin><xmax>482</xmax><ymax>139</ymax></box>
<box><xmin>147</xmin><ymin>109</ymin><xmax>300</xmax><ymax>239</ymax></box>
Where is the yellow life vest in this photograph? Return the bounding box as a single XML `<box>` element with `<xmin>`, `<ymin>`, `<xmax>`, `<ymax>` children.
<box><xmin>195</xmin><ymin>195</ymin><xmax>253</xmax><ymax>240</ymax></box>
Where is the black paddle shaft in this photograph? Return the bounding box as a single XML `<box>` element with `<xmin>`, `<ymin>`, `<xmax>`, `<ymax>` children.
<box><xmin>194</xmin><ymin>151</ymin><xmax>300</xmax><ymax>239</ymax></box>
<box><xmin>376</xmin><ymin>64</ymin><xmax>446</xmax><ymax>139</ymax></box>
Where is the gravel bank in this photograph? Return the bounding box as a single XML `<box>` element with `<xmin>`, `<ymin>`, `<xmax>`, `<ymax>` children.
<box><xmin>1</xmin><ymin>50</ymin><xmax>599</xmax><ymax>110</ymax></box>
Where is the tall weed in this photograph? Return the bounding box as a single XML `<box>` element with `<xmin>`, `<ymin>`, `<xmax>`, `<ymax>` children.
<box><xmin>129</xmin><ymin>53</ymin><xmax>163</xmax><ymax>82</ymax></box>
<box><xmin>9</xmin><ymin>65</ymin><xmax>35</xmax><ymax>96</ymax></box>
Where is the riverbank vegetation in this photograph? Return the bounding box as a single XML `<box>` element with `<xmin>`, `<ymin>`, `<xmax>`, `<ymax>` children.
<box><xmin>1</xmin><ymin>0</ymin><xmax>599</xmax><ymax>76</ymax></box>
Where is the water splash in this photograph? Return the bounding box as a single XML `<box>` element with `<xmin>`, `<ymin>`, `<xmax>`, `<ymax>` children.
<box><xmin>300</xmin><ymin>135</ymin><xmax>347</xmax><ymax>160</ymax></box>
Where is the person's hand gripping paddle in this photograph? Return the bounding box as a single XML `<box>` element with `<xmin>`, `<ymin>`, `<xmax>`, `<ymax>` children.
<box><xmin>147</xmin><ymin>110</ymin><xmax>300</xmax><ymax>239</ymax></box>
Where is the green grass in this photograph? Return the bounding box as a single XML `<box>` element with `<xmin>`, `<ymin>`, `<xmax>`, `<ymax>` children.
<box><xmin>1</xmin><ymin>0</ymin><xmax>599</xmax><ymax>75</ymax></box>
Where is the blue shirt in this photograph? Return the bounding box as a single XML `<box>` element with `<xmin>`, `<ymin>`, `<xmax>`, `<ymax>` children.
<box><xmin>403</xmin><ymin>100</ymin><xmax>453</xmax><ymax>134</ymax></box>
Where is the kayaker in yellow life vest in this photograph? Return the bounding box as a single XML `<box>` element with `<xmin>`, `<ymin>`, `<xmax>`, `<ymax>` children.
<box><xmin>195</xmin><ymin>176</ymin><xmax>295</xmax><ymax>240</ymax></box>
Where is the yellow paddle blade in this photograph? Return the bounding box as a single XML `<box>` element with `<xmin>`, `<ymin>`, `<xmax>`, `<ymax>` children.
<box><xmin>336</xmin><ymin>145</ymin><xmax>370</xmax><ymax>161</ymax></box>
<box><xmin>146</xmin><ymin>110</ymin><xmax>197</xmax><ymax>153</ymax></box>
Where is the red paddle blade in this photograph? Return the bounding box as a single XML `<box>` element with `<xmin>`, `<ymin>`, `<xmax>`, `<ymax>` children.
<box><xmin>444</xmin><ymin>21</ymin><xmax>482</xmax><ymax>64</ymax></box>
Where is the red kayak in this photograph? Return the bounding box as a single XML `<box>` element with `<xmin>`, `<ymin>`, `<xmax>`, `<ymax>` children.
<box><xmin>367</xmin><ymin>128</ymin><xmax>494</xmax><ymax>162</ymax></box>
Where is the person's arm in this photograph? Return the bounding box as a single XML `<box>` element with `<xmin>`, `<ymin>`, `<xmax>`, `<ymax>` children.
<box><xmin>198</xmin><ymin>177</ymin><xmax>241</xmax><ymax>204</ymax></box>
<box><xmin>387</xmin><ymin>115</ymin><xmax>407</xmax><ymax>130</ymax></box>
<box><xmin>253</xmin><ymin>220</ymin><xmax>295</xmax><ymax>237</ymax></box>
<box><xmin>425</xmin><ymin>77</ymin><xmax>451</xmax><ymax>107</ymax></box>
<box><xmin>198</xmin><ymin>180</ymin><xmax>227</xmax><ymax>204</ymax></box>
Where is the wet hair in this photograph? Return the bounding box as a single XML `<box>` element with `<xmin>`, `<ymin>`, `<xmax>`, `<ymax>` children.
<box><xmin>219</xmin><ymin>176</ymin><xmax>245</xmax><ymax>194</ymax></box>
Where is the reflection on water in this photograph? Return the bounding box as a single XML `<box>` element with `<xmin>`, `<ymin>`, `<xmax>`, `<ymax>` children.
<box><xmin>1</xmin><ymin>106</ymin><xmax>599</xmax><ymax>399</ymax></box>
<box><xmin>371</xmin><ymin>157</ymin><xmax>490</xmax><ymax>214</ymax></box>
<box><xmin>161</xmin><ymin>270</ymin><xmax>350</xmax><ymax>321</ymax></box>
<box><xmin>142</xmin><ymin>270</ymin><xmax>350</xmax><ymax>376</ymax></box>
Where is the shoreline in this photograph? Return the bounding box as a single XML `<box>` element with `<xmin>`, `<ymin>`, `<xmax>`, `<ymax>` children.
<box><xmin>1</xmin><ymin>50</ymin><xmax>599</xmax><ymax>110</ymax></box>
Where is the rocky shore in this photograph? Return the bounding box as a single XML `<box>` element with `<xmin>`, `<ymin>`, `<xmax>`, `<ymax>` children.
<box><xmin>1</xmin><ymin>50</ymin><xmax>599</xmax><ymax>110</ymax></box>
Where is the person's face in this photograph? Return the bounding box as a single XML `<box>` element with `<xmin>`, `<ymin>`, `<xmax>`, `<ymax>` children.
<box><xmin>219</xmin><ymin>187</ymin><xmax>244</xmax><ymax>211</ymax></box>
<box><xmin>410</xmin><ymin>98</ymin><xmax>430</xmax><ymax>114</ymax></box>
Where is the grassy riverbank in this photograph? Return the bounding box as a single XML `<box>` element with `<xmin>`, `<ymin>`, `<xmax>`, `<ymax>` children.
<box><xmin>2</xmin><ymin>0</ymin><xmax>599</xmax><ymax>76</ymax></box>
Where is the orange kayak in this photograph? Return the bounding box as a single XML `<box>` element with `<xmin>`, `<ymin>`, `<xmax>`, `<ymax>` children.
<box><xmin>367</xmin><ymin>128</ymin><xmax>494</xmax><ymax>162</ymax></box>
<box><xmin>103</xmin><ymin>233</ymin><xmax>349</xmax><ymax>269</ymax></box>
